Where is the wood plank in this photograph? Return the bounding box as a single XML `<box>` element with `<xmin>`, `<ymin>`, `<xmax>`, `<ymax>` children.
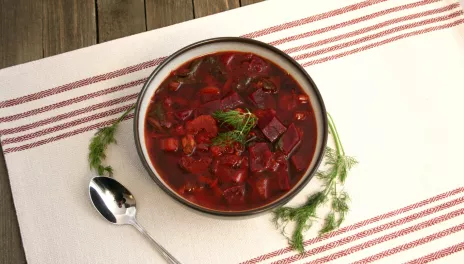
<box><xmin>0</xmin><ymin>0</ymin><xmax>40</xmax><ymax>261</ymax></box>
<box><xmin>146</xmin><ymin>0</ymin><xmax>194</xmax><ymax>30</ymax></box>
<box><xmin>240</xmin><ymin>0</ymin><xmax>264</xmax><ymax>6</ymax></box>
<box><xmin>43</xmin><ymin>0</ymin><xmax>97</xmax><ymax>57</ymax></box>
<box><xmin>0</xmin><ymin>0</ymin><xmax>43</xmax><ymax>69</ymax></box>
<box><xmin>97</xmin><ymin>0</ymin><xmax>146</xmax><ymax>43</ymax></box>
<box><xmin>193</xmin><ymin>0</ymin><xmax>240</xmax><ymax>18</ymax></box>
<box><xmin>0</xmin><ymin>149</ymin><xmax>27</xmax><ymax>264</ymax></box>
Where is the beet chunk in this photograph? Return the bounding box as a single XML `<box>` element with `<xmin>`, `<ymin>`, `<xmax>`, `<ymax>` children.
<box><xmin>255</xmin><ymin>109</ymin><xmax>276</xmax><ymax>128</ymax></box>
<box><xmin>217</xmin><ymin>166</ymin><xmax>247</xmax><ymax>184</ymax></box>
<box><xmin>277</xmin><ymin>166</ymin><xmax>291</xmax><ymax>191</ymax></box>
<box><xmin>255</xmin><ymin>177</ymin><xmax>270</xmax><ymax>199</ymax></box>
<box><xmin>221</xmin><ymin>92</ymin><xmax>244</xmax><ymax>110</ymax></box>
<box><xmin>291</xmin><ymin>152</ymin><xmax>307</xmax><ymax>172</ymax></box>
<box><xmin>261</xmin><ymin>117</ymin><xmax>286</xmax><ymax>143</ymax></box>
<box><xmin>249</xmin><ymin>143</ymin><xmax>272</xmax><ymax>172</ymax></box>
<box><xmin>255</xmin><ymin>109</ymin><xmax>286</xmax><ymax>142</ymax></box>
<box><xmin>178</xmin><ymin>156</ymin><xmax>212</xmax><ymax>174</ymax></box>
<box><xmin>249</xmin><ymin>89</ymin><xmax>276</xmax><ymax>109</ymax></box>
<box><xmin>279</xmin><ymin>123</ymin><xmax>301</xmax><ymax>155</ymax></box>
<box><xmin>196</xmin><ymin>100</ymin><xmax>221</xmax><ymax>116</ymax></box>
<box><xmin>223</xmin><ymin>185</ymin><xmax>246</xmax><ymax>205</ymax></box>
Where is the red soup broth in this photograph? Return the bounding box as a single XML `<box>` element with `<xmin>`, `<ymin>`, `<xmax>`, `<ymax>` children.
<box><xmin>144</xmin><ymin>51</ymin><xmax>317</xmax><ymax>211</ymax></box>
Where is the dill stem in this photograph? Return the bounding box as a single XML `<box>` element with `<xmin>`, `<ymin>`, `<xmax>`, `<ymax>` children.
<box><xmin>327</xmin><ymin>113</ymin><xmax>345</xmax><ymax>155</ymax></box>
<box><xmin>116</xmin><ymin>104</ymin><xmax>136</xmax><ymax>124</ymax></box>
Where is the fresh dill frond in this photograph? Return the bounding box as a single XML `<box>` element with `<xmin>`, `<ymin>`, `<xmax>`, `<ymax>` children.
<box><xmin>211</xmin><ymin>131</ymin><xmax>246</xmax><ymax>146</ymax></box>
<box><xmin>272</xmin><ymin>113</ymin><xmax>358</xmax><ymax>253</ymax></box>
<box><xmin>88</xmin><ymin>104</ymin><xmax>135</xmax><ymax>176</ymax></box>
<box><xmin>211</xmin><ymin>109</ymin><xmax>257</xmax><ymax>146</ymax></box>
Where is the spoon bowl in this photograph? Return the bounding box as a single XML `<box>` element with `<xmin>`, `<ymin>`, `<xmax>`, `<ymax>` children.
<box><xmin>89</xmin><ymin>176</ymin><xmax>181</xmax><ymax>264</ymax></box>
<box><xmin>89</xmin><ymin>176</ymin><xmax>136</xmax><ymax>225</ymax></box>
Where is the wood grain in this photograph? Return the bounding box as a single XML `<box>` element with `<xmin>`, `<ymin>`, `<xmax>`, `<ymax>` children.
<box><xmin>240</xmin><ymin>0</ymin><xmax>264</xmax><ymax>6</ymax></box>
<box><xmin>0</xmin><ymin>0</ymin><xmax>40</xmax><ymax>261</ymax></box>
<box><xmin>0</xmin><ymin>0</ymin><xmax>43</xmax><ymax>69</ymax></box>
<box><xmin>97</xmin><ymin>0</ymin><xmax>146</xmax><ymax>42</ymax></box>
<box><xmin>193</xmin><ymin>0</ymin><xmax>240</xmax><ymax>18</ymax></box>
<box><xmin>43</xmin><ymin>0</ymin><xmax>97</xmax><ymax>57</ymax></box>
<box><xmin>0</xmin><ymin>149</ymin><xmax>27</xmax><ymax>264</ymax></box>
<box><xmin>146</xmin><ymin>0</ymin><xmax>194</xmax><ymax>30</ymax></box>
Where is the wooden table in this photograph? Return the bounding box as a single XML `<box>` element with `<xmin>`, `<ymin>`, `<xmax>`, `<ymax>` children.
<box><xmin>0</xmin><ymin>0</ymin><xmax>262</xmax><ymax>262</ymax></box>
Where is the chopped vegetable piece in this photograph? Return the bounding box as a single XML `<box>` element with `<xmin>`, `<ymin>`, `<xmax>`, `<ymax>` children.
<box><xmin>279</xmin><ymin>123</ymin><xmax>301</xmax><ymax>155</ymax></box>
<box><xmin>294</xmin><ymin>111</ymin><xmax>307</xmax><ymax>121</ymax></box>
<box><xmin>290</xmin><ymin>152</ymin><xmax>306</xmax><ymax>172</ymax></box>
<box><xmin>248</xmin><ymin>56</ymin><xmax>270</xmax><ymax>75</ymax></box>
<box><xmin>199</xmin><ymin>86</ymin><xmax>221</xmax><ymax>103</ymax></box>
<box><xmin>210</xmin><ymin>145</ymin><xmax>234</xmax><ymax>157</ymax></box>
<box><xmin>196</xmin><ymin>100</ymin><xmax>222</xmax><ymax>116</ymax></box>
<box><xmin>223</xmin><ymin>185</ymin><xmax>246</xmax><ymax>205</ymax></box>
<box><xmin>255</xmin><ymin>108</ymin><xmax>276</xmax><ymax>128</ymax></box>
<box><xmin>175</xmin><ymin>109</ymin><xmax>193</xmax><ymax>121</ymax></box>
<box><xmin>260</xmin><ymin>116</ymin><xmax>286</xmax><ymax>142</ymax></box>
<box><xmin>221</xmin><ymin>92</ymin><xmax>244</xmax><ymax>110</ymax></box>
<box><xmin>185</xmin><ymin>115</ymin><xmax>218</xmax><ymax>137</ymax></box>
<box><xmin>217</xmin><ymin>166</ymin><xmax>247</xmax><ymax>183</ymax></box>
<box><xmin>181</xmin><ymin>135</ymin><xmax>196</xmax><ymax>155</ymax></box>
<box><xmin>178</xmin><ymin>156</ymin><xmax>212</xmax><ymax>174</ymax></box>
<box><xmin>147</xmin><ymin>117</ymin><xmax>163</xmax><ymax>131</ymax></box>
<box><xmin>168</xmin><ymin>81</ymin><xmax>182</xmax><ymax>91</ymax></box>
<box><xmin>195</xmin><ymin>131</ymin><xmax>212</xmax><ymax>144</ymax></box>
<box><xmin>277</xmin><ymin>166</ymin><xmax>291</xmax><ymax>191</ymax></box>
<box><xmin>160</xmin><ymin>138</ymin><xmax>179</xmax><ymax>152</ymax></box>
<box><xmin>278</xmin><ymin>92</ymin><xmax>297</xmax><ymax>111</ymax></box>
<box><xmin>173</xmin><ymin>125</ymin><xmax>185</xmax><ymax>136</ymax></box>
<box><xmin>196</xmin><ymin>143</ymin><xmax>209</xmax><ymax>152</ymax></box>
<box><xmin>249</xmin><ymin>143</ymin><xmax>273</xmax><ymax>172</ymax></box>
<box><xmin>255</xmin><ymin>177</ymin><xmax>270</xmax><ymax>199</ymax></box>
<box><xmin>249</xmin><ymin>89</ymin><xmax>276</xmax><ymax>109</ymax></box>
<box><xmin>297</xmin><ymin>94</ymin><xmax>309</xmax><ymax>104</ymax></box>
<box><xmin>269</xmin><ymin>151</ymin><xmax>287</xmax><ymax>172</ymax></box>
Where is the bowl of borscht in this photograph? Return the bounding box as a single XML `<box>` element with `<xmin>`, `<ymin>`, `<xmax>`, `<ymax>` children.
<box><xmin>134</xmin><ymin>37</ymin><xmax>328</xmax><ymax>216</ymax></box>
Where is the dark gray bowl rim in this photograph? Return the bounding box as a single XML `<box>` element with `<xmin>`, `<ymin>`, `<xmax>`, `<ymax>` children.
<box><xmin>133</xmin><ymin>37</ymin><xmax>328</xmax><ymax>217</ymax></box>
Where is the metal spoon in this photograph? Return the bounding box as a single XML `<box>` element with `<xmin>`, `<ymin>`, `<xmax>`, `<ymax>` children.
<box><xmin>89</xmin><ymin>176</ymin><xmax>182</xmax><ymax>264</ymax></box>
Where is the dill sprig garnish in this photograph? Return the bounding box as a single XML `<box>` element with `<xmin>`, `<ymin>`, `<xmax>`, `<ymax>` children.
<box><xmin>88</xmin><ymin>104</ymin><xmax>135</xmax><ymax>176</ymax></box>
<box><xmin>212</xmin><ymin>109</ymin><xmax>258</xmax><ymax>146</ymax></box>
<box><xmin>272</xmin><ymin>113</ymin><xmax>358</xmax><ymax>253</ymax></box>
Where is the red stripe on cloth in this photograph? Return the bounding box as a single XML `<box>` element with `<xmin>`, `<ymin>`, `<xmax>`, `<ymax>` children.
<box><xmin>5</xmin><ymin>13</ymin><xmax>464</xmax><ymax>153</ymax></box>
<box><xmin>241</xmin><ymin>0</ymin><xmax>387</xmax><ymax>39</ymax></box>
<box><xmin>2</xmin><ymin>114</ymin><xmax>134</xmax><ymax>154</ymax></box>
<box><xmin>404</xmin><ymin>241</ymin><xmax>464</xmax><ymax>264</ymax></box>
<box><xmin>284</xmin><ymin>3</ymin><xmax>460</xmax><ymax>54</ymax></box>
<box><xmin>352</xmin><ymin>223</ymin><xmax>464</xmax><ymax>264</ymax></box>
<box><xmin>0</xmin><ymin>78</ymin><xmax>145</xmax><ymax>123</ymax></box>
<box><xmin>271</xmin><ymin>0</ymin><xmax>441</xmax><ymax>47</ymax></box>
<box><xmin>271</xmin><ymin>197</ymin><xmax>464</xmax><ymax>264</ymax></box>
<box><xmin>302</xmin><ymin>18</ymin><xmax>464</xmax><ymax>67</ymax></box>
<box><xmin>1</xmin><ymin>104</ymin><xmax>134</xmax><ymax>145</ymax></box>
<box><xmin>0</xmin><ymin>93</ymin><xmax>138</xmax><ymax>136</ymax></box>
<box><xmin>0</xmin><ymin>0</ymin><xmax>386</xmax><ymax>110</ymax></box>
<box><xmin>0</xmin><ymin>57</ymin><xmax>163</xmax><ymax>109</ymax></box>
<box><xmin>241</xmin><ymin>188</ymin><xmax>464</xmax><ymax>264</ymax></box>
<box><xmin>0</xmin><ymin>2</ymin><xmax>452</xmax><ymax>127</ymax></box>
<box><xmin>290</xmin><ymin>208</ymin><xmax>464</xmax><ymax>264</ymax></box>
<box><xmin>294</xmin><ymin>10</ymin><xmax>464</xmax><ymax>61</ymax></box>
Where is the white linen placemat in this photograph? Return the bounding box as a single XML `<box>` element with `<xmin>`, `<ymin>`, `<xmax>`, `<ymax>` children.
<box><xmin>1</xmin><ymin>0</ymin><xmax>464</xmax><ymax>263</ymax></box>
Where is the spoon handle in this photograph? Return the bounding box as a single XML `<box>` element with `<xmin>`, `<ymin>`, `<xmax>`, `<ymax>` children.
<box><xmin>130</xmin><ymin>219</ymin><xmax>182</xmax><ymax>264</ymax></box>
